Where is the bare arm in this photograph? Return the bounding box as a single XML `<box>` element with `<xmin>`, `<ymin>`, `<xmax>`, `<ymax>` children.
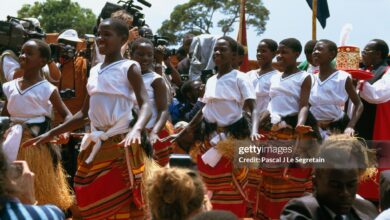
<box><xmin>1</xmin><ymin>100</ymin><xmax>9</xmax><ymax>116</ymax></box>
<box><xmin>122</xmin><ymin>63</ymin><xmax>152</xmax><ymax>146</ymax></box>
<box><xmin>345</xmin><ymin>77</ymin><xmax>363</xmax><ymax>130</ymax></box>
<box><xmin>296</xmin><ymin>76</ymin><xmax>312</xmax><ymax>127</ymax></box>
<box><xmin>244</xmin><ymin>99</ymin><xmax>261</xmax><ymax>140</ymax></box>
<box><xmin>47</xmin><ymin>61</ymin><xmax>61</xmax><ymax>83</ymax></box>
<box><xmin>150</xmin><ymin>78</ymin><xmax>169</xmax><ymax>135</ymax></box>
<box><xmin>49</xmin><ymin>89</ymin><xmax>72</xmax><ymax>122</ymax></box>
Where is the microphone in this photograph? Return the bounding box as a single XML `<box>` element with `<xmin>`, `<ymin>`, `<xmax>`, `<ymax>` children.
<box><xmin>137</xmin><ymin>0</ymin><xmax>151</xmax><ymax>7</ymax></box>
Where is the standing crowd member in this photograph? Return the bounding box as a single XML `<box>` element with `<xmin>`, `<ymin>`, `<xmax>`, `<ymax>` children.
<box><xmin>357</xmin><ymin>39</ymin><xmax>390</xmax><ymax>204</ymax></box>
<box><xmin>1</xmin><ymin>39</ymin><xmax>73</xmax><ymax>211</ymax></box>
<box><xmin>309</xmin><ymin>39</ymin><xmax>363</xmax><ymax>139</ymax></box>
<box><xmin>281</xmin><ymin>135</ymin><xmax>378</xmax><ymax>220</ymax></box>
<box><xmin>131</xmin><ymin>37</ymin><xmax>173</xmax><ymax>167</ymax></box>
<box><xmin>298</xmin><ymin>40</ymin><xmax>319</xmax><ymax>74</ymax></box>
<box><xmin>24</xmin><ymin>18</ymin><xmax>152</xmax><ymax>219</ymax></box>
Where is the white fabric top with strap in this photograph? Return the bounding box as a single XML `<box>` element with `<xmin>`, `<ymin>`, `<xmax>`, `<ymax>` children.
<box><xmin>202</xmin><ymin>69</ymin><xmax>255</xmax><ymax>127</ymax></box>
<box><xmin>2</xmin><ymin>79</ymin><xmax>55</xmax><ymax>161</ymax></box>
<box><xmin>83</xmin><ymin>59</ymin><xmax>139</xmax><ymax>164</ymax></box>
<box><xmin>247</xmin><ymin>69</ymin><xmax>279</xmax><ymax>114</ymax></box>
<box><xmin>309</xmin><ymin>70</ymin><xmax>350</xmax><ymax>121</ymax></box>
<box><xmin>268</xmin><ymin>71</ymin><xmax>311</xmax><ymax>118</ymax></box>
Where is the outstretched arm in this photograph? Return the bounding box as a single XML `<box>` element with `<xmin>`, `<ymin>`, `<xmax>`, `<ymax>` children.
<box><xmin>22</xmin><ymin>94</ymin><xmax>90</xmax><ymax>147</ymax></box>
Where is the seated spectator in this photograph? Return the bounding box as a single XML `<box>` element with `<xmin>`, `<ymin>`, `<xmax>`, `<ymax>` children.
<box><xmin>0</xmin><ymin>148</ymin><xmax>65</xmax><ymax>219</ymax></box>
<box><xmin>146</xmin><ymin>167</ymin><xmax>207</xmax><ymax>220</ymax></box>
<box><xmin>281</xmin><ymin>134</ymin><xmax>378</xmax><ymax>220</ymax></box>
<box><xmin>192</xmin><ymin>210</ymin><xmax>238</xmax><ymax>220</ymax></box>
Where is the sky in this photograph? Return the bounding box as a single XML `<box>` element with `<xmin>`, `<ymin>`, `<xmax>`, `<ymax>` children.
<box><xmin>0</xmin><ymin>0</ymin><xmax>389</xmax><ymax>61</ymax></box>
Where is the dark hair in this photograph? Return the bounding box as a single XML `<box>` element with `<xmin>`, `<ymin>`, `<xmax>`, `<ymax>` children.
<box><xmin>280</xmin><ymin>38</ymin><xmax>302</xmax><ymax>55</ymax></box>
<box><xmin>181</xmin><ymin>80</ymin><xmax>201</xmax><ymax>95</ymax></box>
<box><xmin>304</xmin><ymin>40</ymin><xmax>318</xmax><ymax>54</ymax></box>
<box><xmin>130</xmin><ymin>37</ymin><xmax>154</xmax><ymax>56</ymax></box>
<box><xmin>192</xmin><ymin>210</ymin><xmax>238</xmax><ymax>220</ymax></box>
<box><xmin>100</xmin><ymin>18</ymin><xmax>129</xmax><ymax>39</ymax></box>
<box><xmin>237</xmin><ymin>43</ymin><xmax>245</xmax><ymax>56</ymax></box>
<box><xmin>27</xmin><ymin>39</ymin><xmax>51</xmax><ymax>63</ymax></box>
<box><xmin>318</xmin><ymin>39</ymin><xmax>338</xmax><ymax>58</ymax></box>
<box><xmin>217</xmin><ymin>36</ymin><xmax>238</xmax><ymax>53</ymax></box>
<box><xmin>371</xmin><ymin>39</ymin><xmax>389</xmax><ymax>59</ymax></box>
<box><xmin>260</xmin><ymin>39</ymin><xmax>278</xmax><ymax>52</ymax></box>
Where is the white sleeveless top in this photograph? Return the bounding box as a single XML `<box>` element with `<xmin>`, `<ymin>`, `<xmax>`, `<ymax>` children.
<box><xmin>247</xmin><ymin>69</ymin><xmax>279</xmax><ymax>114</ymax></box>
<box><xmin>309</xmin><ymin>70</ymin><xmax>350</xmax><ymax>121</ymax></box>
<box><xmin>202</xmin><ymin>69</ymin><xmax>255</xmax><ymax>127</ymax></box>
<box><xmin>87</xmin><ymin>59</ymin><xmax>137</xmax><ymax>130</ymax></box>
<box><xmin>141</xmin><ymin>71</ymin><xmax>163</xmax><ymax>129</ymax></box>
<box><xmin>268</xmin><ymin>71</ymin><xmax>311</xmax><ymax>117</ymax></box>
<box><xmin>2</xmin><ymin>79</ymin><xmax>55</xmax><ymax>120</ymax></box>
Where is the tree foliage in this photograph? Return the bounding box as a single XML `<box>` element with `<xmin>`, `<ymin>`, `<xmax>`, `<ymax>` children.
<box><xmin>157</xmin><ymin>0</ymin><xmax>269</xmax><ymax>44</ymax></box>
<box><xmin>17</xmin><ymin>0</ymin><xmax>96</xmax><ymax>35</ymax></box>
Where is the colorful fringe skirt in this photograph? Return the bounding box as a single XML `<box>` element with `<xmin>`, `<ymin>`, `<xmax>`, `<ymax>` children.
<box><xmin>255</xmin><ymin>129</ymin><xmax>314</xmax><ymax>220</ymax></box>
<box><xmin>196</xmin><ymin>139</ymin><xmax>249</xmax><ymax>218</ymax></box>
<box><xmin>150</xmin><ymin>122</ymin><xmax>174</xmax><ymax>167</ymax></box>
<box><xmin>74</xmin><ymin>134</ymin><xmax>151</xmax><ymax>220</ymax></box>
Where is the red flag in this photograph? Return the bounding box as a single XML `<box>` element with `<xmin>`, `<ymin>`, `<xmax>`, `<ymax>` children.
<box><xmin>237</xmin><ymin>0</ymin><xmax>250</xmax><ymax>72</ymax></box>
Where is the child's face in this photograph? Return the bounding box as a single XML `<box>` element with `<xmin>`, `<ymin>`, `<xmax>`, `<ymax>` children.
<box><xmin>312</xmin><ymin>41</ymin><xmax>334</xmax><ymax>66</ymax></box>
<box><xmin>96</xmin><ymin>22</ymin><xmax>126</xmax><ymax>55</ymax></box>
<box><xmin>19</xmin><ymin>41</ymin><xmax>46</xmax><ymax>71</ymax></box>
<box><xmin>132</xmin><ymin>43</ymin><xmax>154</xmax><ymax>72</ymax></box>
<box><xmin>276</xmin><ymin>44</ymin><xmax>299</xmax><ymax>68</ymax></box>
<box><xmin>256</xmin><ymin>42</ymin><xmax>275</xmax><ymax>67</ymax></box>
<box><xmin>213</xmin><ymin>39</ymin><xmax>234</xmax><ymax>68</ymax></box>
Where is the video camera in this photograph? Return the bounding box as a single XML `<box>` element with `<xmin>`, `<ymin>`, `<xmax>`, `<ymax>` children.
<box><xmin>0</xmin><ymin>16</ymin><xmax>45</xmax><ymax>54</ymax></box>
<box><xmin>50</xmin><ymin>43</ymin><xmax>77</xmax><ymax>61</ymax></box>
<box><xmin>152</xmin><ymin>35</ymin><xmax>177</xmax><ymax>57</ymax></box>
<box><xmin>99</xmin><ymin>0</ymin><xmax>151</xmax><ymax>28</ymax></box>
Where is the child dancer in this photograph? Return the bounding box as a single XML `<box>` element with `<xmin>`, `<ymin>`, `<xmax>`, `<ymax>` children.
<box><xmin>25</xmin><ymin>18</ymin><xmax>152</xmax><ymax>219</ymax></box>
<box><xmin>246</xmin><ymin>38</ymin><xmax>279</xmax><ymax>215</ymax></box>
<box><xmin>1</xmin><ymin>39</ymin><xmax>73</xmax><ymax>210</ymax></box>
<box><xmin>130</xmin><ymin>37</ymin><xmax>173</xmax><ymax>166</ymax></box>
<box><xmin>257</xmin><ymin>38</ymin><xmax>317</xmax><ymax>219</ymax></box>
<box><xmin>309</xmin><ymin>39</ymin><xmax>363</xmax><ymax>139</ymax></box>
<box><xmin>182</xmin><ymin>36</ymin><xmax>259</xmax><ymax>218</ymax></box>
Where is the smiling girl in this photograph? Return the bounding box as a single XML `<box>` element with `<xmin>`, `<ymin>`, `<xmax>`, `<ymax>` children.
<box><xmin>24</xmin><ymin>18</ymin><xmax>152</xmax><ymax>219</ymax></box>
<box><xmin>1</xmin><ymin>39</ymin><xmax>73</xmax><ymax>210</ymax></box>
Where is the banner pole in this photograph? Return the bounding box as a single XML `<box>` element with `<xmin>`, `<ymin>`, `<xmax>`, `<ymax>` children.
<box><xmin>312</xmin><ymin>0</ymin><xmax>317</xmax><ymax>40</ymax></box>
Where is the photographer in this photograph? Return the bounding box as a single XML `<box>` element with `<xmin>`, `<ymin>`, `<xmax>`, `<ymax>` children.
<box><xmin>51</xmin><ymin>29</ymin><xmax>87</xmax><ymax>101</ymax></box>
<box><xmin>0</xmin><ymin>148</ymin><xmax>65</xmax><ymax>219</ymax></box>
<box><xmin>154</xmin><ymin>43</ymin><xmax>182</xmax><ymax>101</ymax></box>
